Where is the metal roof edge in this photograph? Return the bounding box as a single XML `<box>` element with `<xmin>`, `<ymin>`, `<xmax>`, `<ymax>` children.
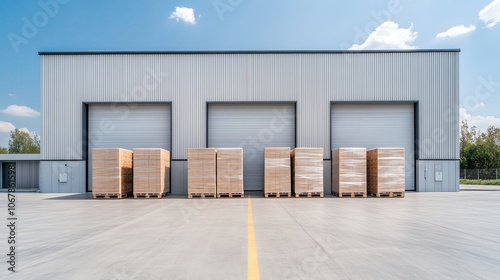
<box><xmin>0</xmin><ymin>154</ymin><xmax>41</xmax><ymax>161</ymax></box>
<box><xmin>39</xmin><ymin>49</ymin><xmax>461</xmax><ymax>55</ymax></box>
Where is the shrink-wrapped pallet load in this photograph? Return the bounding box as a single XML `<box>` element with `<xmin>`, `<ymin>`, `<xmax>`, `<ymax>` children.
<box><xmin>291</xmin><ymin>148</ymin><xmax>324</xmax><ymax>197</ymax></box>
<box><xmin>367</xmin><ymin>148</ymin><xmax>405</xmax><ymax>197</ymax></box>
<box><xmin>133</xmin><ymin>148</ymin><xmax>170</xmax><ymax>198</ymax></box>
<box><xmin>264</xmin><ymin>147</ymin><xmax>291</xmax><ymax>197</ymax></box>
<box><xmin>331</xmin><ymin>148</ymin><xmax>367</xmax><ymax>197</ymax></box>
<box><xmin>216</xmin><ymin>148</ymin><xmax>244</xmax><ymax>198</ymax></box>
<box><xmin>92</xmin><ymin>148</ymin><xmax>133</xmax><ymax>198</ymax></box>
<box><xmin>188</xmin><ymin>148</ymin><xmax>217</xmax><ymax>198</ymax></box>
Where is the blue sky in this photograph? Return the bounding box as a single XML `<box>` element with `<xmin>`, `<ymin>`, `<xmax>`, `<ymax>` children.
<box><xmin>1</xmin><ymin>0</ymin><xmax>500</xmax><ymax>148</ymax></box>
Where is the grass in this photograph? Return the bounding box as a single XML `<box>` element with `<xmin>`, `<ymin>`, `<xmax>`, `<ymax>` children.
<box><xmin>460</xmin><ymin>179</ymin><xmax>500</xmax><ymax>185</ymax></box>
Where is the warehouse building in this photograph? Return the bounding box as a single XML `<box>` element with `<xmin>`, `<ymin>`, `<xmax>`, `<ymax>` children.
<box><xmin>23</xmin><ymin>49</ymin><xmax>460</xmax><ymax>194</ymax></box>
<box><xmin>0</xmin><ymin>154</ymin><xmax>40</xmax><ymax>190</ymax></box>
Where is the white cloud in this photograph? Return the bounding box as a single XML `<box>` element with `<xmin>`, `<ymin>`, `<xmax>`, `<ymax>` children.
<box><xmin>479</xmin><ymin>0</ymin><xmax>500</xmax><ymax>28</ymax></box>
<box><xmin>169</xmin><ymin>7</ymin><xmax>196</xmax><ymax>24</ymax></box>
<box><xmin>0</xmin><ymin>121</ymin><xmax>16</xmax><ymax>133</ymax></box>
<box><xmin>1</xmin><ymin>105</ymin><xmax>40</xmax><ymax>117</ymax></box>
<box><xmin>8</xmin><ymin>93</ymin><xmax>14</xmax><ymax>97</ymax></box>
<box><xmin>460</xmin><ymin>108</ymin><xmax>500</xmax><ymax>132</ymax></box>
<box><xmin>473</xmin><ymin>102</ymin><xmax>486</xmax><ymax>110</ymax></box>
<box><xmin>349</xmin><ymin>21</ymin><xmax>417</xmax><ymax>50</ymax></box>
<box><xmin>436</xmin><ymin>25</ymin><xmax>476</xmax><ymax>39</ymax></box>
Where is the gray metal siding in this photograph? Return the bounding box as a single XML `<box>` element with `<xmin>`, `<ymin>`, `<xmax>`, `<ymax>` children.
<box><xmin>87</xmin><ymin>103</ymin><xmax>171</xmax><ymax>190</ymax></box>
<box><xmin>41</xmin><ymin>52</ymin><xmax>459</xmax><ymax>162</ymax></box>
<box><xmin>0</xmin><ymin>161</ymin><xmax>39</xmax><ymax>189</ymax></box>
<box><xmin>331</xmin><ymin>103</ymin><xmax>415</xmax><ymax>191</ymax></box>
<box><xmin>39</xmin><ymin>161</ymin><xmax>86</xmax><ymax>193</ymax></box>
<box><xmin>323</xmin><ymin>160</ymin><xmax>331</xmax><ymax>194</ymax></box>
<box><xmin>171</xmin><ymin>161</ymin><xmax>187</xmax><ymax>195</ymax></box>
<box><xmin>16</xmin><ymin>161</ymin><xmax>39</xmax><ymax>189</ymax></box>
<box><xmin>40</xmin><ymin>52</ymin><xmax>459</xmax><ymax>193</ymax></box>
<box><xmin>207</xmin><ymin>103</ymin><xmax>295</xmax><ymax>190</ymax></box>
<box><xmin>416</xmin><ymin>160</ymin><xmax>459</xmax><ymax>192</ymax></box>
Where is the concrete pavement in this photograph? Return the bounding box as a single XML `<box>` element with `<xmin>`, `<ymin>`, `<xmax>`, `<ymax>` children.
<box><xmin>1</xmin><ymin>191</ymin><xmax>499</xmax><ymax>279</ymax></box>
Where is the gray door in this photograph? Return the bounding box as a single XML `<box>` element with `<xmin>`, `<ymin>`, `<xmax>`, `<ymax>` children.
<box><xmin>2</xmin><ymin>162</ymin><xmax>16</xmax><ymax>189</ymax></box>
<box><xmin>208</xmin><ymin>103</ymin><xmax>295</xmax><ymax>191</ymax></box>
<box><xmin>331</xmin><ymin>103</ymin><xmax>415</xmax><ymax>191</ymax></box>
<box><xmin>88</xmin><ymin>103</ymin><xmax>171</xmax><ymax>191</ymax></box>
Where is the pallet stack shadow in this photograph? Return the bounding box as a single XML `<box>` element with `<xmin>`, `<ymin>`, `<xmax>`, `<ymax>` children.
<box><xmin>331</xmin><ymin>148</ymin><xmax>367</xmax><ymax>197</ymax></box>
<box><xmin>217</xmin><ymin>148</ymin><xmax>244</xmax><ymax>198</ymax></box>
<box><xmin>264</xmin><ymin>147</ymin><xmax>291</xmax><ymax>198</ymax></box>
<box><xmin>187</xmin><ymin>148</ymin><xmax>217</xmax><ymax>198</ymax></box>
<box><xmin>92</xmin><ymin>148</ymin><xmax>133</xmax><ymax>199</ymax></box>
<box><xmin>367</xmin><ymin>148</ymin><xmax>405</xmax><ymax>198</ymax></box>
<box><xmin>133</xmin><ymin>148</ymin><xmax>170</xmax><ymax>199</ymax></box>
<box><xmin>291</xmin><ymin>148</ymin><xmax>324</xmax><ymax>197</ymax></box>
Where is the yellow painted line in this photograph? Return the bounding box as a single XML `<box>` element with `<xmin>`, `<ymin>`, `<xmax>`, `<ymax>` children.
<box><xmin>247</xmin><ymin>196</ymin><xmax>260</xmax><ymax>280</ymax></box>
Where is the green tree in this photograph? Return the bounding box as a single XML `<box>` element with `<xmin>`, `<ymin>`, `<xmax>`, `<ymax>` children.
<box><xmin>460</xmin><ymin>120</ymin><xmax>500</xmax><ymax>169</ymax></box>
<box><xmin>0</xmin><ymin>146</ymin><xmax>8</xmax><ymax>154</ymax></box>
<box><xmin>479</xmin><ymin>126</ymin><xmax>500</xmax><ymax>168</ymax></box>
<box><xmin>8</xmin><ymin>129</ymin><xmax>40</xmax><ymax>154</ymax></box>
<box><xmin>460</xmin><ymin>120</ymin><xmax>477</xmax><ymax>169</ymax></box>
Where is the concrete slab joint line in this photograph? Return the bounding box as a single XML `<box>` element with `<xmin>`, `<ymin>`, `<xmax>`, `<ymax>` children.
<box><xmin>248</xmin><ymin>196</ymin><xmax>260</xmax><ymax>280</ymax></box>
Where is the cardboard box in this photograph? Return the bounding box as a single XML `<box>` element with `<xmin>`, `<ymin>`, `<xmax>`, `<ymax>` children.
<box><xmin>92</xmin><ymin>148</ymin><xmax>133</xmax><ymax>195</ymax></box>
<box><xmin>291</xmin><ymin>148</ymin><xmax>323</xmax><ymax>194</ymax></box>
<box><xmin>264</xmin><ymin>147</ymin><xmax>291</xmax><ymax>194</ymax></box>
<box><xmin>188</xmin><ymin>148</ymin><xmax>217</xmax><ymax>195</ymax></box>
<box><xmin>216</xmin><ymin>148</ymin><xmax>244</xmax><ymax>195</ymax></box>
<box><xmin>367</xmin><ymin>148</ymin><xmax>405</xmax><ymax>194</ymax></box>
<box><xmin>331</xmin><ymin>148</ymin><xmax>367</xmax><ymax>195</ymax></box>
<box><xmin>133</xmin><ymin>148</ymin><xmax>170</xmax><ymax>195</ymax></box>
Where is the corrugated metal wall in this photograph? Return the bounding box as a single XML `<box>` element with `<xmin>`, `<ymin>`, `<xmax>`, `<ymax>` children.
<box><xmin>0</xmin><ymin>161</ymin><xmax>40</xmax><ymax>189</ymax></box>
<box><xmin>40</xmin><ymin>51</ymin><xmax>459</xmax><ymax>162</ymax></box>
<box><xmin>39</xmin><ymin>161</ymin><xmax>86</xmax><ymax>193</ymax></box>
<box><xmin>41</xmin><ymin>51</ymin><xmax>459</xmax><ymax>160</ymax></box>
<box><xmin>171</xmin><ymin>161</ymin><xmax>187</xmax><ymax>195</ymax></box>
<box><xmin>16</xmin><ymin>161</ymin><xmax>39</xmax><ymax>189</ymax></box>
<box><xmin>416</xmin><ymin>160</ymin><xmax>460</xmax><ymax>192</ymax></box>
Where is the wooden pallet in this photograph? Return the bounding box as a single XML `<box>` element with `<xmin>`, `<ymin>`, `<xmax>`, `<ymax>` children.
<box><xmin>133</xmin><ymin>193</ymin><xmax>167</xmax><ymax>199</ymax></box>
<box><xmin>333</xmin><ymin>192</ymin><xmax>367</xmax><ymax>198</ymax></box>
<box><xmin>217</xmin><ymin>193</ymin><xmax>245</xmax><ymax>198</ymax></box>
<box><xmin>371</xmin><ymin>192</ymin><xmax>405</xmax><ymax>198</ymax></box>
<box><xmin>295</xmin><ymin>192</ymin><xmax>324</xmax><ymax>198</ymax></box>
<box><xmin>187</xmin><ymin>193</ymin><xmax>217</xmax><ymax>199</ymax></box>
<box><xmin>92</xmin><ymin>193</ymin><xmax>129</xmax><ymax>199</ymax></box>
<box><xmin>264</xmin><ymin>192</ymin><xmax>292</xmax><ymax>198</ymax></box>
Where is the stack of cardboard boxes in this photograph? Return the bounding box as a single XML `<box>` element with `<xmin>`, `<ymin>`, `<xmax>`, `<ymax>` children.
<box><xmin>92</xmin><ymin>148</ymin><xmax>133</xmax><ymax>198</ymax></box>
<box><xmin>367</xmin><ymin>148</ymin><xmax>405</xmax><ymax>197</ymax></box>
<box><xmin>291</xmin><ymin>148</ymin><xmax>324</xmax><ymax>197</ymax></box>
<box><xmin>187</xmin><ymin>148</ymin><xmax>217</xmax><ymax>198</ymax></box>
<box><xmin>133</xmin><ymin>148</ymin><xmax>170</xmax><ymax>198</ymax></box>
<box><xmin>216</xmin><ymin>148</ymin><xmax>244</xmax><ymax>197</ymax></box>
<box><xmin>264</xmin><ymin>147</ymin><xmax>291</xmax><ymax>197</ymax></box>
<box><xmin>331</xmin><ymin>148</ymin><xmax>367</xmax><ymax>197</ymax></box>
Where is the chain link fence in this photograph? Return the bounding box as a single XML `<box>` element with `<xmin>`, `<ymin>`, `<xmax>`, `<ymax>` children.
<box><xmin>460</xmin><ymin>169</ymin><xmax>499</xmax><ymax>180</ymax></box>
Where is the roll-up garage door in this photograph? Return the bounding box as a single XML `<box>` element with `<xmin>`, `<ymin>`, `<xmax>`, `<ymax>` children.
<box><xmin>331</xmin><ymin>103</ymin><xmax>415</xmax><ymax>191</ymax></box>
<box><xmin>208</xmin><ymin>103</ymin><xmax>295</xmax><ymax>191</ymax></box>
<box><xmin>87</xmin><ymin>103</ymin><xmax>171</xmax><ymax>191</ymax></box>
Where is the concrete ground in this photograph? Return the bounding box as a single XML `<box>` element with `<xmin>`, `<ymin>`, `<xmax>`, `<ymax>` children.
<box><xmin>1</xmin><ymin>191</ymin><xmax>500</xmax><ymax>280</ymax></box>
